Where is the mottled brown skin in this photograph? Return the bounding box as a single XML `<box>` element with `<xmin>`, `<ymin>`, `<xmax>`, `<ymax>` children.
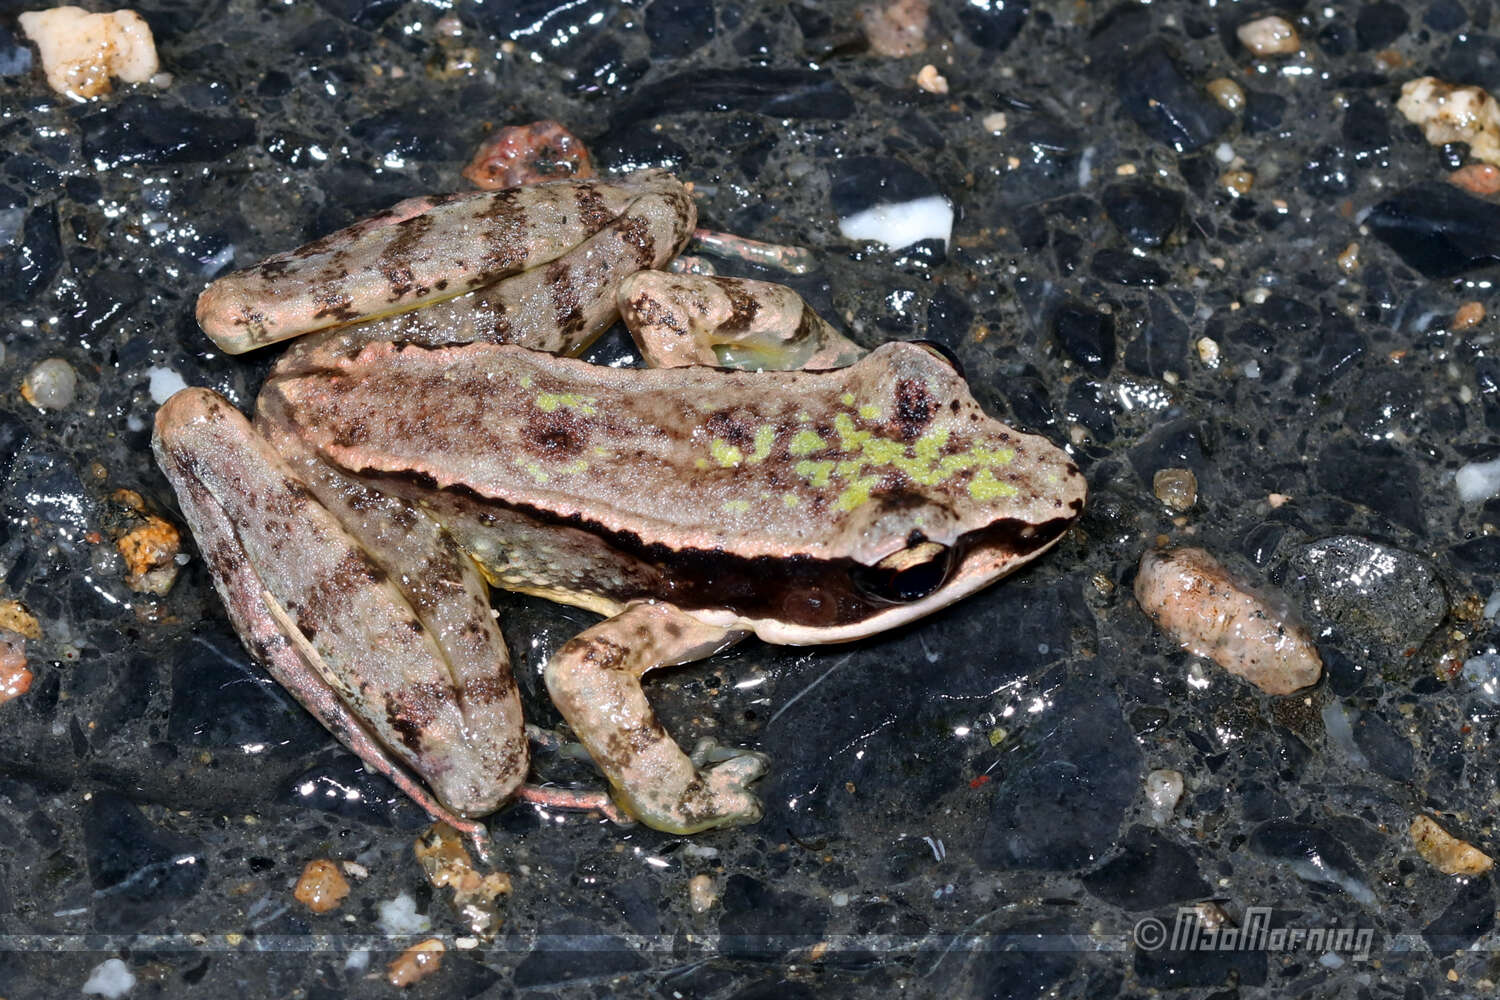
<box><xmin>156</xmin><ymin>171</ymin><xmax>1088</xmax><ymax>837</ymax></box>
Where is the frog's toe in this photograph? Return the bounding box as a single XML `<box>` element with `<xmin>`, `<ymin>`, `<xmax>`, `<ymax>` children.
<box><xmin>689</xmin><ymin>737</ymin><xmax>769</xmax><ymax>772</ymax></box>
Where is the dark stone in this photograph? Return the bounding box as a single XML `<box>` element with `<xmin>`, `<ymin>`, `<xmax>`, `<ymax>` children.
<box><xmin>1065</xmin><ymin>379</ymin><xmax>1116</xmax><ymax>440</ymax></box>
<box><xmin>349</xmin><ymin>104</ymin><xmax>466</xmax><ymax>162</ymax></box>
<box><xmin>829</xmin><ymin>156</ymin><xmax>943</xmax><ymax>219</ymax></box>
<box><xmin>1116</xmin><ymin>42</ymin><xmax>1234</xmax><ymax>152</ymax></box>
<box><xmin>1439</xmin><ymin>34</ymin><xmax>1500</xmax><ymax>90</ymax></box>
<box><xmin>0</xmin><ymin>25</ymin><xmax>31</xmax><ymax>76</ymax></box>
<box><xmin>1342</xmin><ymin>95</ymin><xmax>1390</xmax><ymax>160</ymax></box>
<box><xmin>1301</xmin><ymin>143</ymin><xmax>1356</xmax><ymax>197</ymax></box>
<box><xmin>618</xmin><ymin>68</ymin><xmax>854</xmax><ymax>124</ymax></box>
<box><xmin>1450</xmin><ymin>535</ymin><xmax>1500</xmax><ymax>572</ymax></box>
<box><xmin>281</xmin><ymin>753</ymin><xmax>431</xmax><ymax>829</ymax></box>
<box><xmin>511</xmin><ymin>917</ymin><xmax>649</xmax><ymax>987</ymax></box>
<box><xmin>1081</xmin><ymin>827</ymin><xmax>1211</xmax><ymax>910</ymax></box>
<box><xmin>1091</xmin><ymin>248</ymin><xmax>1168</xmax><ymax>286</ymax></box>
<box><xmin>647</xmin><ymin>0</ymin><xmax>718</xmax><ymax>57</ymax></box>
<box><xmin>1133</xmin><ymin>947</ymin><xmax>1268</xmax><ymax>988</ymax></box>
<box><xmin>167</xmin><ymin>630</ymin><xmax>328</xmax><ymax>751</ymax></box>
<box><xmin>1315</xmin><ymin>441</ymin><xmax>1426</xmax><ymax>534</ymax></box>
<box><xmin>463</xmin><ymin>0</ymin><xmax>615</xmax><ymax>47</ymax></box>
<box><xmin>0</xmin><ymin>202</ymin><xmax>61</xmax><ymax>302</ymax></box>
<box><xmin>959</xmin><ymin>0</ymin><xmax>1030</xmax><ymax>50</ymax></box>
<box><xmin>313</xmin><ymin>0</ymin><xmax>402</xmax><ymax>28</ymax></box>
<box><xmin>592</xmin><ymin>122</ymin><xmax>689</xmax><ymax>174</ymax></box>
<box><xmin>1426</xmin><ymin>0</ymin><xmax>1467</xmax><ymax>30</ymax></box>
<box><xmin>1356</xmin><ymin>1</ymin><xmax>1410</xmax><ymax>48</ymax></box>
<box><xmin>1423</xmin><ymin>877</ymin><xmax>1497</xmax><ymax>953</ymax></box>
<box><xmin>1086</xmin><ymin>3</ymin><xmax>1157</xmax><ymax>76</ymax></box>
<box><xmin>1352</xmin><ymin>712</ymin><xmax>1416</xmax><ymax>781</ymax></box>
<box><xmin>718</xmin><ymin>875</ymin><xmax>829</xmax><ymax>960</ymax></box>
<box><xmin>1052</xmin><ymin>301</ymin><xmax>1116</xmax><ymax>375</ymax></box>
<box><xmin>1283</xmin><ymin>536</ymin><xmax>1446</xmax><ymax>667</ymax></box>
<box><xmin>1368</xmin><ymin>183</ymin><xmax>1500</xmax><ymax>278</ymax></box>
<box><xmin>925</xmin><ymin>284</ymin><xmax>974</xmax><ymax>351</ymax></box>
<box><xmin>980</xmin><ymin>683</ymin><xmax>1141</xmax><ymax>870</ymax></box>
<box><xmin>0</xmin><ymin>411</ymin><xmax>28</xmax><ymax>485</ymax></box>
<box><xmin>1317</xmin><ymin>21</ymin><xmax>1356</xmax><ymax>56</ymax></box>
<box><xmin>971</xmin><ymin>922</ymin><xmax>1079</xmax><ymax>999</ymax></box>
<box><xmin>83</xmin><ymin>792</ymin><xmax>207</xmax><ymax>931</ymax></box>
<box><xmin>1242</xmin><ymin>89</ymin><xmax>1288</xmax><ymax>133</ymax></box>
<box><xmin>1130</xmin><ymin>418</ymin><xmax>1210</xmax><ymax>483</ymax></box>
<box><xmin>78</xmin><ymin>96</ymin><xmax>255</xmax><ymax>167</ymax></box>
<box><xmin>1123</xmin><ymin>294</ymin><xmax>1191</xmax><ymax>378</ymax></box>
<box><xmin>1248</xmin><ymin>821</ymin><xmax>1374</xmax><ymax>902</ymax></box>
<box><xmin>1102</xmin><ymin>179</ymin><xmax>1184</xmax><ymax>247</ymax></box>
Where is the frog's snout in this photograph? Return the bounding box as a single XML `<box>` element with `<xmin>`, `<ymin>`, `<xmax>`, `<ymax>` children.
<box><xmin>850</xmin><ymin>538</ymin><xmax>955</xmax><ymax>605</ymax></box>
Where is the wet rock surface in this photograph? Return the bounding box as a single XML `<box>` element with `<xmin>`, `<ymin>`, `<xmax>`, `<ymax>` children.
<box><xmin>0</xmin><ymin>0</ymin><xmax>1496</xmax><ymax>995</ymax></box>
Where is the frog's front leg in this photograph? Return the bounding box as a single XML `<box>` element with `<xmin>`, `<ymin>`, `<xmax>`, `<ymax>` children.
<box><xmin>618</xmin><ymin>272</ymin><xmax>863</xmax><ymax>371</ymax></box>
<box><xmin>543</xmin><ymin>602</ymin><xmax>765</xmax><ymax>834</ymax></box>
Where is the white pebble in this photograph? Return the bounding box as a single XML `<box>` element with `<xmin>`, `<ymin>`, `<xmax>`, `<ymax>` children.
<box><xmin>1145</xmin><ymin>769</ymin><xmax>1185</xmax><ymax>824</ymax></box>
<box><xmin>1236</xmin><ymin>15</ymin><xmax>1300</xmax><ymax>56</ymax></box>
<box><xmin>1455</xmin><ymin>456</ymin><xmax>1500</xmax><ymax>502</ymax></box>
<box><xmin>1320</xmin><ymin>701</ymin><xmax>1369</xmax><ymax>766</ymax></box>
<box><xmin>81</xmin><ymin>958</ymin><xmax>135</xmax><ymax>998</ymax></box>
<box><xmin>376</xmin><ymin>892</ymin><xmax>430</xmax><ymax>935</ymax></box>
<box><xmin>146</xmin><ymin>366</ymin><xmax>187</xmax><ymax>405</ymax></box>
<box><xmin>839</xmin><ymin>195</ymin><xmax>954</xmax><ymax>251</ymax></box>
<box><xmin>18</xmin><ymin>7</ymin><xmax>159</xmax><ymax>101</ymax></box>
<box><xmin>1462</xmin><ymin>652</ymin><xmax>1500</xmax><ymax>703</ymax></box>
<box><xmin>23</xmin><ymin>357</ymin><xmax>78</xmax><ymax>410</ymax></box>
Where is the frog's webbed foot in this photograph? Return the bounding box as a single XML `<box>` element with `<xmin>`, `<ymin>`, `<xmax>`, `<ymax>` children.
<box><xmin>618</xmin><ymin>272</ymin><xmax>864</xmax><ymax>372</ymax></box>
<box><xmin>542</xmin><ymin>601</ymin><xmax>763</xmax><ymax>834</ymax></box>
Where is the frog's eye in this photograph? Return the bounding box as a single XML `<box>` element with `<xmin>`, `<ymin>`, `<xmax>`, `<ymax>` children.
<box><xmin>909</xmin><ymin>340</ymin><xmax>965</xmax><ymax>379</ymax></box>
<box><xmin>852</xmin><ymin>540</ymin><xmax>954</xmax><ymax>604</ymax></box>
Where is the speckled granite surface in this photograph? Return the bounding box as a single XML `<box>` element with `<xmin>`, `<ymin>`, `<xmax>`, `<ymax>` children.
<box><xmin>1</xmin><ymin>0</ymin><xmax>1497</xmax><ymax>996</ymax></box>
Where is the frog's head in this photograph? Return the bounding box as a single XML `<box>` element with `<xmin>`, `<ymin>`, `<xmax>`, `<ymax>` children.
<box><xmin>678</xmin><ymin>341</ymin><xmax>1088</xmax><ymax>645</ymax></box>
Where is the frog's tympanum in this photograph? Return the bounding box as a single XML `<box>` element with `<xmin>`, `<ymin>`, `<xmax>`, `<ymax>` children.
<box><xmin>154</xmin><ymin>171</ymin><xmax>1086</xmax><ymax>838</ymax></box>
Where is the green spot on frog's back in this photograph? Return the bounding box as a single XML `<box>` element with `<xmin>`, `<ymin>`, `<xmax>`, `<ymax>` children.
<box><xmin>795</xmin><ymin>459</ymin><xmax>834</xmax><ymax>488</ymax></box>
<box><xmin>722</xmin><ymin>499</ymin><xmax>751</xmax><ymax>514</ymax></box>
<box><xmin>789</xmin><ymin>429</ymin><xmax>826</xmax><ymax>457</ymax></box>
<box><xmin>747</xmin><ymin>425</ymin><xmax>775</xmax><ymax>464</ymax></box>
<box><xmin>858</xmin><ymin>404</ymin><xmax>882</xmax><ymax>420</ymax></box>
<box><xmin>969</xmin><ymin>467</ymin><xmax>1019</xmax><ymax>501</ymax></box>
<box><xmin>710</xmin><ymin>439</ymin><xmax>744</xmax><ymax>467</ymax></box>
<box><xmin>536</xmin><ymin>392</ymin><xmax>597</xmax><ymax>415</ymax></box>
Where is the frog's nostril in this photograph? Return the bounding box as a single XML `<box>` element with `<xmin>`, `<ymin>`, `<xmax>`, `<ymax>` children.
<box><xmin>851</xmin><ymin>541</ymin><xmax>954</xmax><ymax>604</ymax></box>
<box><xmin>908</xmin><ymin>339</ymin><xmax>964</xmax><ymax>379</ymax></box>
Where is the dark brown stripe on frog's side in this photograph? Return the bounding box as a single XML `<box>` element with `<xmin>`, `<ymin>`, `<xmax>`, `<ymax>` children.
<box><xmin>573</xmin><ymin>183</ymin><xmax>615</xmax><ymax>233</ymax></box>
<box><xmin>356</xmin><ymin>469</ymin><xmax>1079</xmax><ymax>628</ymax></box>
<box><xmin>468</xmin><ymin>188</ymin><xmax>529</xmax><ymax>287</ymax></box>
<box><xmin>545</xmin><ymin>258</ymin><xmax>586</xmax><ymax>337</ymax></box>
<box><xmin>376</xmin><ymin>211</ymin><xmax>436</xmax><ymax>302</ymax></box>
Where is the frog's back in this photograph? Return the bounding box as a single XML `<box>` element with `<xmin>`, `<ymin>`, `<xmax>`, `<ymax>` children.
<box><xmin>266</xmin><ymin>341</ymin><xmax>1084</xmax><ymax>569</ymax></box>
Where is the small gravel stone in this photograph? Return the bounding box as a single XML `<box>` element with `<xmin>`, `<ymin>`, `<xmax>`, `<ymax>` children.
<box><xmin>1451</xmin><ymin>164</ymin><xmax>1500</xmax><ymax>195</ymax></box>
<box><xmin>21</xmin><ymin>357</ymin><xmax>77</xmax><ymax>411</ymax></box>
<box><xmin>18</xmin><ymin>7</ymin><xmax>158</xmax><ymax>100</ymax></box>
<box><xmin>81</xmin><ymin>957</ymin><xmax>135</xmax><ymax>998</ymax></box>
<box><xmin>688</xmin><ymin>874</ymin><xmax>717</xmax><ymax>912</ymax></box>
<box><xmin>1152</xmin><ymin>468</ymin><xmax>1198</xmax><ymax>511</ymax></box>
<box><xmin>1367</xmin><ymin>183</ymin><xmax>1500</xmax><ymax>279</ymax></box>
<box><xmin>1397</xmin><ymin>77</ymin><xmax>1500</xmax><ymax>166</ymax></box>
<box><xmin>1102</xmin><ymin>179</ymin><xmax>1184</xmax><ymax>248</ymax></box>
<box><xmin>293</xmin><ymin>859</ymin><xmax>351</xmax><ymax>913</ymax></box>
<box><xmin>860</xmin><ymin>0</ymin><xmax>929</xmax><ymax>57</ymax></box>
<box><xmin>1135</xmin><ymin>547</ymin><xmax>1322</xmax><ymax>695</ymax></box>
<box><xmin>1237</xmin><ymin>16</ymin><xmax>1300</xmax><ymax>57</ymax></box>
<box><xmin>1411</xmin><ymin>815</ymin><xmax>1493</xmax><ymax>876</ymax></box>
<box><xmin>1454</xmin><ymin>301</ymin><xmax>1487</xmax><ymax>329</ymax></box>
<box><xmin>1283</xmin><ymin>536</ymin><xmax>1446</xmax><ymax>669</ymax></box>
<box><xmin>1052</xmin><ymin>301</ymin><xmax>1115</xmax><ymax>375</ymax></box>
<box><xmin>914</xmin><ymin>64</ymin><xmax>948</xmax><ymax>94</ymax></box>
<box><xmin>1249</xmin><ymin>822</ymin><xmax>1376</xmax><ymax>903</ymax></box>
<box><xmin>1116</xmin><ymin>42</ymin><xmax>1234</xmax><ymax>152</ymax></box>
<box><xmin>386</xmin><ymin>938</ymin><xmax>445</xmax><ymax>988</ymax></box>
<box><xmin>1206</xmin><ymin>77</ymin><xmax>1245</xmax><ymax>112</ymax></box>
<box><xmin>959</xmin><ymin>0</ymin><xmax>1028</xmax><ymax>50</ymax></box>
<box><xmin>1144</xmin><ymin>769</ymin><xmax>1184</xmax><ymax>824</ymax></box>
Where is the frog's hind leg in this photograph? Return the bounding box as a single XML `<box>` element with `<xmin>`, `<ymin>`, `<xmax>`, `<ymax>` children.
<box><xmin>153</xmin><ymin>388</ymin><xmax>526</xmax><ymax>830</ymax></box>
<box><xmin>543</xmin><ymin>601</ymin><xmax>766</xmax><ymax>834</ymax></box>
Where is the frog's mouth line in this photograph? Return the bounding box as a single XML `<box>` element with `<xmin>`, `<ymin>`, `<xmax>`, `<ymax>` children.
<box><xmin>358</xmin><ymin>468</ymin><xmax>1079</xmax><ymax>630</ymax></box>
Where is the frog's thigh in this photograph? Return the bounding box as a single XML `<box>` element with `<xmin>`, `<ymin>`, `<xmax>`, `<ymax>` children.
<box><xmin>152</xmin><ymin>388</ymin><xmax>518</xmax><ymax>822</ymax></box>
<box><xmin>543</xmin><ymin>602</ymin><xmax>764</xmax><ymax>834</ymax></box>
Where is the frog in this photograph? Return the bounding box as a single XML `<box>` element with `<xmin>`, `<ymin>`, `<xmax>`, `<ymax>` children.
<box><xmin>152</xmin><ymin>170</ymin><xmax>1087</xmax><ymax>842</ymax></box>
